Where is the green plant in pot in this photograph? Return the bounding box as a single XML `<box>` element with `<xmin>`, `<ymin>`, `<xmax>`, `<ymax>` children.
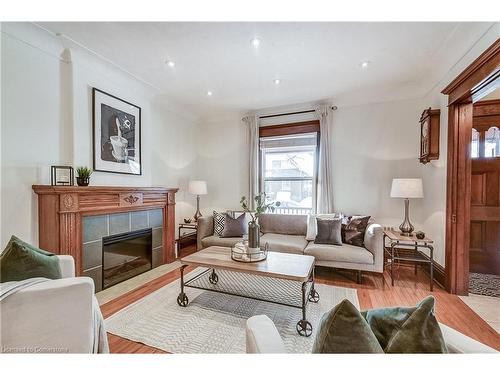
<box><xmin>76</xmin><ymin>166</ymin><xmax>92</xmax><ymax>186</ymax></box>
<box><xmin>240</xmin><ymin>193</ymin><xmax>280</xmax><ymax>249</ymax></box>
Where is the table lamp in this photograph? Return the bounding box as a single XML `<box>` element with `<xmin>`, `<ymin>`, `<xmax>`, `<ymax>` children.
<box><xmin>188</xmin><ymin>180</ymin><xmax>207</xmax><ymax>221</ymax></box>
<box><xmin>390</xmin><ymin>178</ymin><xmax>423</xmax><ymax>236</ymax></box>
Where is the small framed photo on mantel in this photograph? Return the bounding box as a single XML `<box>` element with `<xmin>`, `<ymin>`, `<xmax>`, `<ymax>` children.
<box><xmin>92</xmin><ymin>88</ymin><xmax>142</xmax><ymax>175</ymax></box>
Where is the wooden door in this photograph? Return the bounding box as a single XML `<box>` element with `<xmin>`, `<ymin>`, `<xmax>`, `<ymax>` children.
<box><xmin>470</xmin><ymin>102</ymin><xmax>500</xmax><ymax>276</ymax></box>
<box><xmin>470</xmin><ymin>158</ymin><xmax>500</xmax><ymax>274</ymax></box>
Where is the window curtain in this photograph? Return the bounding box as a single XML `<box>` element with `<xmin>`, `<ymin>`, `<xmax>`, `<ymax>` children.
<box><xmin>243</xmin><ymin>114</ymin><xmax>259</xmax><ymax>210</ymax></box>
<box><xmin>314</xmin><ymin>104</ymin><xmax>334</xmax><ymax>213</ymax></box>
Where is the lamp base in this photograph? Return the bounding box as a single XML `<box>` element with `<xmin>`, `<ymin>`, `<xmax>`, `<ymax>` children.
<box><xmin>399</xmin><ymin>198</ymin><xmax>414</xmax><ymax>236</ymax></box>
<box><xmin>193</xmin><ymin>195</ymin><xmax>202</xmax><ymax>222</ymax></box>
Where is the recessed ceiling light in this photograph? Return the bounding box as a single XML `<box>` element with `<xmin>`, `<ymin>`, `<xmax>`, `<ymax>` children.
<box><xmin>207</xmin><ymin>91</ymin><xmax>213</xmax><ymax>96</ymax></box>
<box><xmin>166</xmin><ymin>60</ymin><xmax>175</xmax><ymax>67</ymax></box>
<box><xmin>273</xmin><ymin>79</ymin><xmax>281</xmax><ymax>85</ymax></box>
<box><xmin>251</xmin><ymin>37</ymin><xmax>261</xmax><ymax>47</ymax></box>
<box><xmin>361</xmin><ymin>61</ymin><xmax>370</xmax><ymax>69</ymax></box>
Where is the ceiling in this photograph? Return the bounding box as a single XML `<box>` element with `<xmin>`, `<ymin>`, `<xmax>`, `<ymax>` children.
<box><xmin>37</xmin><ymin>22</ymin><xmax>495</xmax><ymax>119</ymax></box>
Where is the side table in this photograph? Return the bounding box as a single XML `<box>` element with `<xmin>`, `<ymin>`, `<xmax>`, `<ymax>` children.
<box><xmin>177</xmin><ymin>223</ymin><xmax>198</xmax><ymax>252</ymax></box>
<box><xmin>383</xmin><ymin>229</ymin><xmax>434</xmax><ymax>291</ymax></box>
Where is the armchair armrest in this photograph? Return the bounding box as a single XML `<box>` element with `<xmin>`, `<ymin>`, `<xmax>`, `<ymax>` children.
<box><xmin>439</xmin><ymin>323</ymin><xmax>498</xmax><ymax>353</ymax></box>
<box><xmin>56</xmin><ymin>255</ymin><xmax>75</xmax><ymax>278</ymax></box>
<box><xmin>364</xmin><ymin>223</ymin><xmax>384</xmax><ymax>273</ymax></box>
<box><xmin>1</xmin><ymin>277</ymin><xmax>95</xmax><ymax>353</ymax></box>
<box><xmin>197</xmin><ymin>215</ymin><xmax>214</xmax><ymax>250</ymax></box>
<box><xmin>246</xmin><ymin>315</ymin><xmax>286</xmax><ymax>353</ymax></box>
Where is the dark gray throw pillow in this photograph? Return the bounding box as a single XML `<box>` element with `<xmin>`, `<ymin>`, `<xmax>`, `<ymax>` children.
<box><xmin>314</xmin><ymin>218</ymin><xmax>342</xmax><ymax>245</ymax></box>
<box><xmin>220</xmin><ymin>212</ymin><xmax>246</xmax><ymax>238</ymax></box>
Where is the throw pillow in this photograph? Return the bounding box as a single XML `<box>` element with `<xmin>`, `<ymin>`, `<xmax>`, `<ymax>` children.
<box><xmin>314</xmin><ymin>218</ymin><xmax>342</xmax><ymax>245</ymax></box>
<box><xmin>342</xmin><ymin>215</ymin><xmax>371</xmax><ymax>247</ymax></box>
<box><xmin>305</xmin><ymin>213</ymin><xmax>341</xmax><ymax>241</ymax></box>
<box><xmin>312</xmin><ymin>299</ymin><xmax>384</xmax><ymax>353</ymax></box>
<box><xmin>361</xmin><ymin>296</ymin><xmax>448</xmax><ymax>353</ymax></box>
<box><xmin>226</xmin><ymin>210</ymin><xmax>250</xmax><ymax>235</ymax></box>
<box><xmin>213</xmin><ymin>210</ymin><xmax>225</xmax><ymax>236</ymax></box>
<box><xmin>0</xmin><ymin>235</ymin><xmax>62</xmax><ymax>282</ymax></box>
<box><xmin>221</xmin><ymin>212</ymin><xmax>246</xmax><ymax>238</ymax></box>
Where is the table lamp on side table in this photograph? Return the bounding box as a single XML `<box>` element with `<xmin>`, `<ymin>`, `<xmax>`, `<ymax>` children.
<box><xmin>390</xmin><ymin>178</ymin><xmax>423</xmax><ymax>236</ymax></box>
<box><xmin>188</xmin><ymin>180</ymin><xmax>207</xmax><ymax>222</ymax></box>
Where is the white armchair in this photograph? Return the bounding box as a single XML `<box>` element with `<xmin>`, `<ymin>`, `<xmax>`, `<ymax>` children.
<box><xmin>246</xmin><ymin>315</ymin><xmax>497</xmax><ymax>354</ymax></box>
<box><xmin>0</xmin><ymin>255</ymin><xmax>107</xmax><ymax>353</ymax></box>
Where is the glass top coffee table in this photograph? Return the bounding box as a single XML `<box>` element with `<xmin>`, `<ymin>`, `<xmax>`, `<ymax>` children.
<box><xmin>177</xmin><ymin>246</ymin><xmax>319</xmax><ymax>337</ymax></box>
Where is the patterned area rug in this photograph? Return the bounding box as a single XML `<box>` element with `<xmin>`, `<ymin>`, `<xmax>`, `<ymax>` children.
<box><xmin>469</xmin><ymin>273</ymin><xmax>500</xmax><ymax>297</ymax></box>
<box><xmin>105</xmin><ymin>268</ymin><xmax>359</xmax><ymax>353</ymax></box>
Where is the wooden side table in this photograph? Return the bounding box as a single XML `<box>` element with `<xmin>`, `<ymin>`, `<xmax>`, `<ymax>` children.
<box><xmin>177</xmin><ymin>223</ymin><xmax>198</xmax><ymax>252</ymax></box>
<box><xmin>383</xmin><ymin>229</ymin><xmax>434</xmax><ymax>291</ymax></box>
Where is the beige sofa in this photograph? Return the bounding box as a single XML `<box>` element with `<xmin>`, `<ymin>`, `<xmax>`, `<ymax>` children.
<box><xmin>197</xmin><ymin>213</ymin><xmax>384</xmax><ymax>279</ymax></box>
<box><xmin>245</xmin><ymin>314</ymin><xmax>497</xmax><ymax>353</ymax></box>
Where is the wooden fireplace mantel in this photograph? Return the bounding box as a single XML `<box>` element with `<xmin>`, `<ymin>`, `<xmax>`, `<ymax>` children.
<box><xmin>32</xmin><ymin>185</ymin><xmax>179</xmax><ymax>275</ymax></box>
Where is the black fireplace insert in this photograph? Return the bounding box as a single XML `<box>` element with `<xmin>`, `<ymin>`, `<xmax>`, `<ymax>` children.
<box><xmin>102</xmin><ymin>228</ymin><xmax>152</xmax><ymax>289</ymax></box>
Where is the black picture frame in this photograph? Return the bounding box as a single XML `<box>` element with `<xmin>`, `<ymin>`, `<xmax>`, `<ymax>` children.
<box><xmin>92</xmin><ymin>88</ymin><xmax>142</xmax><ymax>175</ymax></box>
<box><xmin>51</xmin><ymin>166</ymin><xmax>74</xmax><ymax>186</ymax></box>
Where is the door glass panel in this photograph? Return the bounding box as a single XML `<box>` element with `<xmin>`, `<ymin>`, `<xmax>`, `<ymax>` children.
<box><xmin>485</xmin><ymin>126</ymin><xmax>500</xmax><ymax>158</ymax></box>
<box><xmin>471</xmin><ymin>128</ymin><xmax>479</xmax><ymax>158</ymax></box>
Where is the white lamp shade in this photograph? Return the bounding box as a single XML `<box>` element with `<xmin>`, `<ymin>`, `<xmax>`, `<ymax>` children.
<box><xmin>390</xmin><ymin>178</ymin><xmax>423</xmax><ymax>198</ymax></box>
<box><xmin>188</xmin><ymin>180</ymin><xmax>207</xmax><ymax>195</ymax></box>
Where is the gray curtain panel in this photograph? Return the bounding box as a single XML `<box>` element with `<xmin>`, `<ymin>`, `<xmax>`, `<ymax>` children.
<box><xmin>315</xmin><ymin>104</ymin><xmax>334</xmax><ymax>214</ymax></box>
<box><xmin>243</xmin><ymin>114</ymin><xmax>259</xmax><ymax>210</ymax></box>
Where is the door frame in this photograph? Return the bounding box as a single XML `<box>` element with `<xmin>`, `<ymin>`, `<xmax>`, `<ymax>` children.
<box><xmin>441</xmin><ymin>38</ymin><xmax>500</xmax><ymax>295</ymax></box>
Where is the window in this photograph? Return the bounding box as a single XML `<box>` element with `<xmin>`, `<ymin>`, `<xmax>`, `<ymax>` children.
<box><xmin>471</xmin><ymin>128</ymin><xmax>479</xmax><ymax>158</ymax></box>
<box><xmin>260</xmin><ymin>132</ymin><xmax>318</xmax><ymax>214</ymax></box>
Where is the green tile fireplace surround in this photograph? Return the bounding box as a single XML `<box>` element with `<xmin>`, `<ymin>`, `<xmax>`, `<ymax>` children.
<box><xmin>83</xmin><ymin>209</ymin><xmax>163</xmax><ymax>292</ymax></box>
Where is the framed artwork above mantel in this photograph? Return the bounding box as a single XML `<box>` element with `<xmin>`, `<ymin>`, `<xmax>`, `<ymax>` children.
<box><xmin>92</xmin><ymin>88</ymin><xmax>142</xmax><ymax>175</ymax></box>
<box><xmin>419</xmin><ymin>108</ymin><xmax>440</xmax><ymax>164</ymax></box>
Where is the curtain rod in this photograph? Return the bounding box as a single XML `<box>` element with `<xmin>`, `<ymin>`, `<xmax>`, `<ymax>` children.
<box><xmin>258</xmin><ymin>106</ymin><xmax>338</xmax><ymax>119</ymax></box>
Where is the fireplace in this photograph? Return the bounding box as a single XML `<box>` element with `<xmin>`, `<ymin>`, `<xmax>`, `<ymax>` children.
<box><xmin>102</xmin><ymin>228</ymin><xmax>152</xmax><ymax>289</ymax></box>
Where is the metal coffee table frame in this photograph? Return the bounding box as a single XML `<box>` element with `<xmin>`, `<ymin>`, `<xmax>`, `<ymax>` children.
<box><xmin>176</xmin><ymin>265</ymin><xmax>320</xmax><ymax>337</ymax></box>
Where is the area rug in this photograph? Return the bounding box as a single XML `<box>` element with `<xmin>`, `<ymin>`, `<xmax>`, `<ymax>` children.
<box><xmin>105</xmin><ymin>268</ymin><xmax>359</xmax><ymax>353</ymax></box>
<box><xmin>469</xmin><ymin>272</ymin><xmax>500</xmax><ymax>298</ymax></box>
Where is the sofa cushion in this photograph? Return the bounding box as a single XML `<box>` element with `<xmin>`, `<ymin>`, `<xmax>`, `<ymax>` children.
<box><xmin>314</xmin><ymin>218</ymin><xmax>342</xmax><ymax>245</ymax></box>
<box><xmin>305</xmin><ymin>213</ymin><xmax>341</xmax><ymax>241</ymax></box>
<box><xmin>342</xmin><ymin>215</ymin><xmax>371</xmax><ymax>247</ymax></box>
<box><xmin>259</xmin><ymin>214</ymin><xmax>307</xmax><ymax>236</ymax></box>
<box><xmin>361</xmin><ymin>296</ymin><xmax>448</xmax><ymax>353</ymax></box>
<box><xmin>201</xmin><ymin>235</ymin><xmax>242</xmax><ymax>249</ymax></box>
<box><xmin>213</xmin><ymin>211</ymin><xmax>226</xmax><ymax>236</ymax></box>
<box><xmin>221</xmin><ymin>213</ymin><xmax>245</xmax><ymax>238</ymax></box>
<box><xmin>260</xmin><ymin>233</ymin><xmax>308</xmax><ymax>255</ymax></box>
<box><xmin>304</xmin><ymin>242</ymin><xmax>374</xmax><ymax>264</ymax></box>
<box><xmin>0</xmin><ymin>235</ymin><xmax>62</xmax><ymax>282</ymax></box>
<box><xmin>312</xmin><ymin>299</ymin><xmax>384</xmax><ymax>353</ymax></box>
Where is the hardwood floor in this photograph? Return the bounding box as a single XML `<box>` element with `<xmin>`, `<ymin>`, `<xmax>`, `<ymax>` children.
<box><xmin>101</xmin><ymin>246</ymin><xmax>500</xmax><ymax>353</ymax></box>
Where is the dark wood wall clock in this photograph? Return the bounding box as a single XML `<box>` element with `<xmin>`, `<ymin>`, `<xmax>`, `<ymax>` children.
<box><xmin>419</xmin><ymin>108</ymin><xmax>440</xmax><ymax>164</ymax></box>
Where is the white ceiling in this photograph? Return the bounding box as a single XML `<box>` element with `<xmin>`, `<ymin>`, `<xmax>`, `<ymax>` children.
<box><xmin>38</xmin><ymin>22</ymin><xmax>494</xmax><ymax>119</ymax></box>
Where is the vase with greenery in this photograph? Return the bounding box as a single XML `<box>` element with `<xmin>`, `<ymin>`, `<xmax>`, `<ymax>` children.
<box><xmin>76</xmin><ymin>166</ymin><xmax>93</xmax><ymax>186</ymax></box>
<box><xmin>240</xmin><ymin>193</ymin><xmax>280</xmax><ymax>249</ymax></box>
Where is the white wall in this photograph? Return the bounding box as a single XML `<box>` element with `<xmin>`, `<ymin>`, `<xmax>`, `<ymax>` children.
<box><xmin>0</xmin><ymin>23</ymin><xmax>199</xmax><ymax>248</ymax></box>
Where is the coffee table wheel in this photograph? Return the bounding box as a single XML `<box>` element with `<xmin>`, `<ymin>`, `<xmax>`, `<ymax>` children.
<box><xmin>209</xmin><ymin>271</ymin><xmax>218</xmax><ymax>285</ymax></box>
<box><xmin>308</xmin><ymin>289</ymin><xmax>320</xmax><ymax>303</ymax></box>
<box><xmin>296</xmin><ymin>320</ymin><xmax>313</xmax><ymax>337</ymax></box>
<box><xmin>177</xmin><ymin>292</ymin><xmax>189</xmax><ymax>307</ymax></box>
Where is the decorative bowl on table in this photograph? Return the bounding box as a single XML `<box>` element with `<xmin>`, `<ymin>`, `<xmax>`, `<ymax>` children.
<box><xmin>231</xmin><ymin>242</ymin><xmax>268</xmax><ymax>263</ymax></box>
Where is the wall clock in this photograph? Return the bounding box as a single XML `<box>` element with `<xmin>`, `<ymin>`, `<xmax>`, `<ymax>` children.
<box><xmin>419</xmin><ymin>108</ymin><xmax>440</xmax><ymax>164</ymax></box>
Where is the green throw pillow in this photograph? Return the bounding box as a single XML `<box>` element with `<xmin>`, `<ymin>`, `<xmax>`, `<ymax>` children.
<box><xmin>361</xmin><ymin>296</ymin><xmax>448</xmax><ymax>353</ymax></box>
<box><xmin>0</xmin><ymin>235</ymin><xmax>62</xmax><ymax>282</ymax></box>
<box><xmin>312</xmin><ymin>299</ymin><xmax>384</xmax><ymax>353</ymax></box>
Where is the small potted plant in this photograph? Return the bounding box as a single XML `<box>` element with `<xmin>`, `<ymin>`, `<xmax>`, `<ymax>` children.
<box><xmin>240</xmin><ymin>193</ymin><xmax>280</xmax><ymax>249</ymax></box>
<box><xmin>76</xmin><ymin>166</ymin><xmax>93</xmax><ymax>186</ymax></box>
